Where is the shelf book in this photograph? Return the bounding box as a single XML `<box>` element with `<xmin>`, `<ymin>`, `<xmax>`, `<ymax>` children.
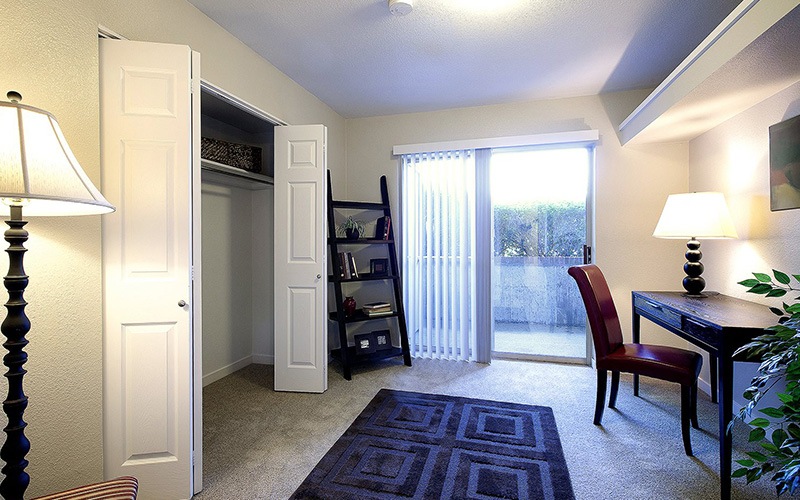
<box><xmin>337</xmin><ymin>251</ymin><xmax>358</xmax><ymax>279</ymax></box>
<box><xmin>363</xmin><ymin>301</ymin><xmax>392</xmax><ymax>317</ymax></box>
<box><xmin>375</xmin><ymin>216</ymin><xmax>391</xmax><ymax>240</ymax></box>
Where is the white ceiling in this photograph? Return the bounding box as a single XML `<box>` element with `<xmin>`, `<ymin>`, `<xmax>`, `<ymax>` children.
<box><xmin>186</xmin><ymin>0</ymin><xmax>741</xmax><ymax>118</ymax></box>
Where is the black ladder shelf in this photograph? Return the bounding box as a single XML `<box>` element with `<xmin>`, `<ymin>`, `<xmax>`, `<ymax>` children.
<box><xmin>326</xmin><ymin>171</ymin><xmax>411</xmax><ymax>380</ymax></box>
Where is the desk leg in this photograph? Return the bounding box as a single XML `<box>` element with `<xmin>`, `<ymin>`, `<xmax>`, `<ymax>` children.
<box><xmin>710</xmin><ymin>353</ymin><xmax>718</xmax><ymax>404</ymax></box>
<box><xmin>718</xmin><ymin>355</ymin><xmax>733</xmax><ymax>500</ymax></box>
<box><xmin>632</xmin><ymin>311</ymin><xmax>640</xmax><ymax>397</ymax></box>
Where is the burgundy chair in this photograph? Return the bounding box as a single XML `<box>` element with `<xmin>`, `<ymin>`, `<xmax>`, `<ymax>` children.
<box><xmin>568</xmin><ymin>264</ymin><xmax>702</xmax><ymax>456</ymax></box>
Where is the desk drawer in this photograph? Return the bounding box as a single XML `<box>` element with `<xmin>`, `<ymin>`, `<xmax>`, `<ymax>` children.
<box><xmin>635</xmin><ymin>296</ymin><xmax>682</xmax><ymax>329</ymax></box>
<box><xmin>682</xmin><ymin>317</ymin><xmax>719</xmax><ymax>348</ymax></box>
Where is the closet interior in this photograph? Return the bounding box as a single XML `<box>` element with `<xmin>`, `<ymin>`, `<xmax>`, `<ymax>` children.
<box><xmin>199</xmin><ymin>83</ymin><xmax>279</xmax><ymax>386</ymax></box>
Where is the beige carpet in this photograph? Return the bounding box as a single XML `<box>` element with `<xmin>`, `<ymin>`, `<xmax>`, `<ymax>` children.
<box><xmin>194</xmin><ymin>359</ymin><xmax>776</xmax><ymax>500</ymax></box>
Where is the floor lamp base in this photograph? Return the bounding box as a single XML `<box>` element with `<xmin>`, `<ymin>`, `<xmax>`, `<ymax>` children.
<box><xmin>0</xmin><ymin>204</ymin><xmax>31</xmax><ymax>500</ymax></box>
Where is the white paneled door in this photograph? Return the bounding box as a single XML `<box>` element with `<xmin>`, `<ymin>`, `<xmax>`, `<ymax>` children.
<box><xmin>100</xmin><ymin>39</ymin><xmax>201</xmax><ymax>498</ymax></box>
<box><xmin>274</xmin><ymin>125</ymin><xmax>328</xmax><ymax>393</ymax></box>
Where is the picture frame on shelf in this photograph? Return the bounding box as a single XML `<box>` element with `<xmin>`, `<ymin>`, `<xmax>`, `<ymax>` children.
<box><xmin>354</xmin><ymin>333</ymin><xmax>376</xmax><ymax>355</ymax></box>
<box><xmin>372</xmin><ymin>330</ymin><xmax>392</xmax><ymax>350</ymax></box>
<box><xmin>370</xmin><ymin>258</ymin><xmax>389</xmax><ymax>276</ymax></box>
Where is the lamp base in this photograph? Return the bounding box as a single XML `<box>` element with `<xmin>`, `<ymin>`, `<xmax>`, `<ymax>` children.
<box><xmin>0</xmin><ymin>205</ymin><xmax>30</xmax><ymax>499</ymax></box>
<box><xmin>682</xmin><ymin>238</ymin><xmax>705</xmax><ymax>295</ymax></box>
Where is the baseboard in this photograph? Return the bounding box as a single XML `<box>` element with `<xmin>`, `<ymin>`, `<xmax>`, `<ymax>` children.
<box><xmin>252</xmin><ymin>354</ymin><xmax>274</xmax><ymax>365</ymax></box>
<box><xmin>698</xmin><ymin>375</ymin><xmax>712</xmax><ymax>399</ymax></box>
<box><xmin>203</xmin><ymin>356</ymin><xmax>253</xmax><ymax>386</ymax></box>
<box><xmin>698</xmin><ymin>374</ymin><xmax>746</xmax><ymax>413</ymax></box>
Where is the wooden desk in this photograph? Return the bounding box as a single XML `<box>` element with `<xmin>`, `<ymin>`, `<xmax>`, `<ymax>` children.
<box><xmin>631</xmin><ymin>291</ymin><xmax>776</xmax><ymax>500</ymax></box>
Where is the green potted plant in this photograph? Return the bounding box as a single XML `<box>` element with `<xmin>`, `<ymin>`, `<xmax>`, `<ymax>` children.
<box><xmin>338</xmin><ymin>216</ymin><xmax>365</xmax><ymax>240</ymax></box>
<box><xmin>731</xmin><ymin>269</ymin><xmax>800</xmax><ymax>495</ymax></box>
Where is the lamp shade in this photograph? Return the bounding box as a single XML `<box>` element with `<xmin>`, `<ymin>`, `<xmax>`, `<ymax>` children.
<box><xmin>0</xmin><ymin>96</ymin><xmax>114</xmax><ymax>216</ymax></box>
<box><xmin>653</xmin><ymin>192</ymin><xmax>738</xmax><ymax>239</ymax></box>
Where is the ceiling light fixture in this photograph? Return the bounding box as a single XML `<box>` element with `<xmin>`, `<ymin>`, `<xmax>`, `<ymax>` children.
<box><xmin>389</xmin><ymin>0</ymin><xmax>413</xmax><ymax>16</ymax></box>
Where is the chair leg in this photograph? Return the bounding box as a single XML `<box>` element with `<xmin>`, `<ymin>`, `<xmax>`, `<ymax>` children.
<box><xmin>691</xmin><ymin>381</ymin><xmax>699</xmax><ymax>429</ymax></box>
<box><xmin>609</xmin><ymin>371</ymin><xmax>620</xmax><ymax>408</ymax></box>
<box><xmin>681</xmin><ymin>384</ymin><xmax>693</xmax><ymax>456</ymax></box>
<box><xmin>595</xmin><ymin>370</ymin><xmax>607</xmax><ymax>425</ymax></box>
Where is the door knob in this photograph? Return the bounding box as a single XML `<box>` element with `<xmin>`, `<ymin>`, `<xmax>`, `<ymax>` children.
<box><xmin>178</xmin><ymin>300</ymin><xmax>187</xmax><ymax>307</ymax></box>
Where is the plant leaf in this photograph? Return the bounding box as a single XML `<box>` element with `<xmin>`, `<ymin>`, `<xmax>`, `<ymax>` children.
<box><xmin>774</xmin><ymin>270</ymin><xmax>792</xmax><ymax>285</ymax></box>
<box><xmin>749</xmin><ymin>284</ymin><xmax>775</xmax><ymax>295</ymax></box>
<box><xmin>732</xmin><ymin>468</ymin><xmax>749</xmax><ymax>478</ymax></box>
<box><xmin>749</xmin><ymin>418</ymin><xmax>771</xmax><ymax>428</ymax></box>
<box><xmin>761</xmin><ymin>407</ymin><xmax>785</xmax><ymax>418</ymax></box>
<box><xmin>754</xmin><ymin>273</ymin><xmax>773</xmax><ymax>282</ymax></box>
<box><xmin>749</xmin><ymin>427</ymin><xmax>767</xmax><ymax>442</ymax></box>
<box><xmin>767</xmin><ymin>289</ymin><xmax>788</xmax><ymax>298</ymax></box>
<box><xmin>739</xmin><ymin>279</ymin><xmax>761</xmax><ymax>287</ymax></box>
<box><xmin>747</xmin><ymin>451</ymin><xmax>769</xmax><ymax>462</ymax></box>
<box><xmin>771</xmin><ymin>307</ymin><xmax>787</xmax><ymax>316</ymax></box>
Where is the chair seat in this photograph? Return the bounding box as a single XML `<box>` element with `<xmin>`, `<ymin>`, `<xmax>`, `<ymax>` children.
<box><xmin>599</xmin><ymin>343</ymin><xmax>702</xmax><ymax>386</ymax></box>
<box><xmin>32</xmin><ymin>476</ymin><xmax>138</xmax><ymax>500</ymax></box>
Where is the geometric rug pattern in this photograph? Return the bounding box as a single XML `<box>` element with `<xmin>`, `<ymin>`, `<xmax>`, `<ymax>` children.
<box><xmin>291</xmin><ymin>389</ymin><xmax>575</xmax><ymax>499</ymax></box>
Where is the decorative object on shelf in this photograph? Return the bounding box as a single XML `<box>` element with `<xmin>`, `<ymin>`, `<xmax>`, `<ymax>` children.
<box><xmin>370</xmin><ymin>258</ymin><xmax>389</xmax><ymax>276</ymax></box>
<box><xmin>732</xmin><ymin>269</ymin><xmax>800</xmax><ymax>494</ymax></box>
<box><xmin>652</xmin><ymin>191</ymin><xmax>738</xmax><ymax>296</ymax></box>
<box><xmin>769</xmin><ymin>114</ymin><xmax>800</xmax><ymax>211</ymax></box>
<box><xmin>343</xmin><ymin>296</ymin><xmax>357</xmax><ymax>318</ymax></box>
<box><xmin>375</xmin><ymin>216</ymin><xmax>391</xmax><ymax>240</ymax></box>
<box><xmin>0</xmin><ymin>91</ymin><xmax>115</xmax><ymax>499</ymax></box>
<box><xmin>354</xmin><ymin>333</ymin><xmax>376</xmax><ymax>355</ymax></box>
<box><xmin>372</xmin><ymin>330</ymin><xmax>392</xmax><ymax>350</ymax></box>
<box><xmin>200</xmin><ymin>136</ymin><xmax>262</xmax><ymax>173</ymax></box>
<box><xmin>338</xmin><ymin>216</ymin><xmax>365</xmax><ymax>240</ymax></box>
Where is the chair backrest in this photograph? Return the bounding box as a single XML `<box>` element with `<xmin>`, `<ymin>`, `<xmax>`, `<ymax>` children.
<box><xmin>567</xmin><ymin>264</ymin><xmax>624</xmax><ymax>359</ymax></box>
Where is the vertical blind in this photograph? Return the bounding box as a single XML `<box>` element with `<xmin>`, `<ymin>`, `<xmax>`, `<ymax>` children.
<box><xmin>401</xmin><ymin>150</ymin><xmax>477</xmax><ymax>361</ymax></box>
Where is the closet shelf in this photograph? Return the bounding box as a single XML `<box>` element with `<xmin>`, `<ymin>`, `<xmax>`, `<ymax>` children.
<box><xmin>619</xmin><ymin>0</ymin><xmax>800</xmax><ymax>144</ymax></box>
<box><xmin>201</xmin><ymin>158</ymin><xmax>273</xmax><ymax>190</ymax></box>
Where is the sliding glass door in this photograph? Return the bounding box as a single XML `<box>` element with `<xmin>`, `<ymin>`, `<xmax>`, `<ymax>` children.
<box><xmin>490</xmin><ymin>147</ymin><xmax>591</xmax><ymax>362</ymax></box>
<box><xmin>401</xmin><ymin>141</ymin><xmax>594</xmax><ymax>364</ymax></box>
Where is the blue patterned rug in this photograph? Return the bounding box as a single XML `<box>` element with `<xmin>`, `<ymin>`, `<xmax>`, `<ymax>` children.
<box><xmin>291</xmin><ymin>389</ymin><xmax>575</xmax><ymax>499</ymax></box>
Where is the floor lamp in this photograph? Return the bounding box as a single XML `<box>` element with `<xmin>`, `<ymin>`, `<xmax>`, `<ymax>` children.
<box><xmin>0</xmin><ymin>91</ymin><xmax>115</xmax><ymax>499</ymax></box>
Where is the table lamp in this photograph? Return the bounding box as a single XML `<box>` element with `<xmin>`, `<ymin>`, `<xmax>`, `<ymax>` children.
<box><xmin>653</xmin><ymin>192</ymin><xmax>737</xmax><ymax>296</ymax></box>
<box><xmin>0</xmin><ymin>91</ymin><xmax>115</xmax><ymax>499</ymax></box>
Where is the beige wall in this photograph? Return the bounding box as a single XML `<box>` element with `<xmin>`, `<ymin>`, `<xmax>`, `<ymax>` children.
<box><xmin>0</xmin><ymin>0</ymin><xmax>345</xmax><ymax>494</ymax></box>
<box><xmin>344</xmin><ymin>90</ymin><xmax>695</xmax><ymax>355</ymax></box>
<box><xmin>689</xmin><ymin>80</ymin><xmax>800</xmax><ymax>402</ymax></box>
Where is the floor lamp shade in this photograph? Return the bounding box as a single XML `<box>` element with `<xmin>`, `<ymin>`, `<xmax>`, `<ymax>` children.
<box><xmin>0</xmin><ymin>91</ymin><xmax>115</xmax><ymax>499</ymax></box>
<box><xmin>0</xmin><ymin>95</ymin><xmax>114</xmax><ymax>216</ymax></box>
<box><xmin>653</xmin><ymin>192</ymin><xmax>737</xmax><ymax>296</ymax></box>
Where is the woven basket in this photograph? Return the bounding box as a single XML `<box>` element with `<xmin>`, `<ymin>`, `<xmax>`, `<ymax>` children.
<box><xmin>201</xmin><ymin>137</ymin><xmax>262</xmax><ymax>173</ymax></box>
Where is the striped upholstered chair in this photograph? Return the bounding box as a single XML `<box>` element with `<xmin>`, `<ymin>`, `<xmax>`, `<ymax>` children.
<box><xmin>33</xmin><ymin>476</ymin><xmax>137</xmax><ymax>500</ymax></box>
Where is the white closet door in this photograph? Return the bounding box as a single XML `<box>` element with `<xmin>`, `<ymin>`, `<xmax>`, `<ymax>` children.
<box><xmin>100</xmin><ymin>38</ymin><xmax>200</xmax><ymax>498</ymax></box>
<box><xmin>274</xmin><ymin>125</ymin><xmax>328</xmax><ymax>393</ymax></box>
